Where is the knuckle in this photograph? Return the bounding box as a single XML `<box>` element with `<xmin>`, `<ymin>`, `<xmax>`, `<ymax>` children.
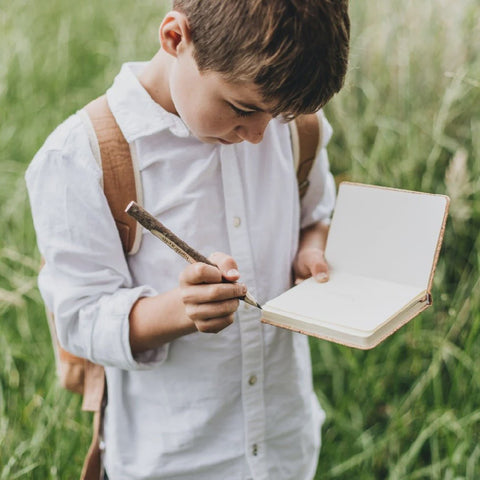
<box><xmin>185</xmin><ymin>304</ymin><xmax>201</xmax><ymax>320</ymax></box>
<box><xmin>234</xmin><ymin>284</ymin><xmax>247</xmax><ymax>298</ymax></box>
<box><xmin>195</xmin><ymin>322</ymin><xmax>211</xmax><ymax>333</ymax></box>
<box><xmin>179</xmin><ymin>263</ymin><xmax>203</xmax><ymax>284</ymax></box>
<box><xmin>199</xmin><ymin>262</ymin><xmax>222</xmax><ymax>282</ymax></box>
<box><xmin>192</xmin><ymin>262</ymin><xmax>207</xmax><ymax>278</ymax></box>
<box><xmin>210</xmin><ymin>251</ymin><xmax>236</xmax><ymax>270</ymax></box>
<box><xmin>207</xmin><ymin>283</ymin><xmax>242</xmax><ymax>302</ymax></box>
<box><xmin>182</xmin><ymin>262</ymin><xmax>208</xmax><ymax>283</ymax></box>
<box><xmin>227</xmin><ymin>299</ymin><xmax>240</xmax><ymax>312</ymax></box>
<box><xmin>206</xmin><ymin>283</ymin><xmax>221</xmax><ymax>299</ymax></box>
<box><xmin>178</xmin><ymin>270</ymin><xmax>188</xmax><ymax>285</ymax></box>
<box><xmin>180</xmin><ymin>288</ymin><xmax>190</xmax><ymax>303</ymax></box>
<box><xmin>215</xmin><ymin>298</ymin><xmax>237</xmax><ymax>315</ymax></box>
<box><xmin>180</xmin><ymin>286</ymin><xmax>199</xmax><ymax>306</ymax></box>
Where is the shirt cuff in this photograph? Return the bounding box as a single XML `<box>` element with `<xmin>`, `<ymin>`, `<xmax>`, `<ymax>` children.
<box><xmin>85</xmin><ymin>286</ymin><xmax>170</xmax><ymax>370</ymax></box>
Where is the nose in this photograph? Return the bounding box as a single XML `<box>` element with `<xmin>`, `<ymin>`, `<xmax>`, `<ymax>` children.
<box><xmin>235</xmin><ymin>114</ymin><xmax>271</xmax><ymax>144</ymax></box>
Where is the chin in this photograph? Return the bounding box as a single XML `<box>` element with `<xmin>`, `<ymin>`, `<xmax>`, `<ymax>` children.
<box><xmin>194</xmin><ymin>135</ymin><xmax>218</xmax><ymax>144</ymax></box>
<box><xmin>195</xmin><ymin>135</ymin><xmax>233</xmax><ymax>145</ymax></box>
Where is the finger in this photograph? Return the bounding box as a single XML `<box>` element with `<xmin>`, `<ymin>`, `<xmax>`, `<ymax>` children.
<box><xmin>181</xmin><ymin>282</ymin><xmax>247</xmax><ymax>305</ymax></box>
<box><xmin>311</xmin><ymin>258</ymin><xmax>329</xmax><ymax>283</ymax></box>
<box><xmin>294</xmin><ymin>248</ymin><xmax>329</xmax><ymax>283</ymax></box>
<box><xmin>194</xmin><ymin>315</ymin><xmax>235</xmax><ymax>334</ymax></box>
<box><xmin>179</xmin><ymin>262</ymin><xmax>222</xmax><ymax>286</ymax></box>
<box><xmin>295</xmin><ymin>269</ymin><xmax>328</xmax><ymax>285</ymax></box>
<box><xmin>185</xmin><ymin>298</ymin><xmax>240</xmax><ymax>322</ymax></box>
<box><xmin>209</xmin><ymin>252</ymin><xmax>240</xmax><ymax>281</ymax></box>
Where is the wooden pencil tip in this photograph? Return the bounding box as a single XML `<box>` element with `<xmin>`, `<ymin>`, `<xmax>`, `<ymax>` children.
<box><xmin>243</xmin><ymin>292</ymin><xmax>262</xmax><ymax>309</ymax></box>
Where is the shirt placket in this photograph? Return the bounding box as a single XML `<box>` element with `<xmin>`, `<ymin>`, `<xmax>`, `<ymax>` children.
<box><xmin>220</xmin><ymin>145</ymin><xmax>268</xmax><ymax>480</ymax></box>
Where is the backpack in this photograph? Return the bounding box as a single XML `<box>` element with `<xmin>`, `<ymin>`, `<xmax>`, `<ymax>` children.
<box><xmin>43</xmin><ymin>95</ymin><xmax>323</xmax><ymax>480</ymax></box>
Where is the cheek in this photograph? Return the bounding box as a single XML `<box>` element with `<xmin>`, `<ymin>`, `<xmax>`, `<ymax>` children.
<box><xmin>170</xmin><ymin>74</ymin><xmax>233</xmax><ymax>136</ymax></box>
<box><xmin>195</xmin><ymin>112</ymin><xmax>228</xmax><ymax>134</ymax></box>
<box><xmin>178</xmin><ymin>97</ymin><xmax>231</xmax><ymax>136</ymax></box>
<box><xmin>170</xmin><ymin>79</ymin><xmax>192</xmax><ymax>121</ymax></box>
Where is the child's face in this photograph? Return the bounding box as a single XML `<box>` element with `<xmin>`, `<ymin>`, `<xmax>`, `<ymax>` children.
<box><xmin>170</xmin><ymin>46</ymin><xmax>274</xmax><ymax>145</ymax></box>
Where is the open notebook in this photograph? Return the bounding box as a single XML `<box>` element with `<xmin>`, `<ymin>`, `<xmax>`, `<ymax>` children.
<box><xmin>261</xmin><ymin>182</ymin><xmax>450</xmax><ymax>349</ymax></box>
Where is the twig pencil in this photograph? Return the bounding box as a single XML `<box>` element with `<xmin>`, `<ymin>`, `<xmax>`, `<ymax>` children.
<box><xmin>125</xmin><ymin>201</ymin><xmax>262</xmax><ymax>309</ymax></box>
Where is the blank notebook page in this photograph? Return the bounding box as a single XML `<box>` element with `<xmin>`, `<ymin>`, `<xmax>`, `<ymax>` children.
<box><xmin>263</xmin><ymin>273</ymin><xmax>421</xmax><ymax>334</ymax></box>
<box><xmin>325</xmin><ymin>184</ymin><xmax>449</xmax><ymax>291</ymax></box>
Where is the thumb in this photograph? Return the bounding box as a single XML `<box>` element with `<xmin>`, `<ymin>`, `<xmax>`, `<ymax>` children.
<box><xmin>308</xmin><ymin>250</ymin><xmax>329</xmax><ymax>283</ymax></box>
<box><xmin>209</xmin><ymin>251</ymin><xmax>240</xmax><ymax>281</ymax></box>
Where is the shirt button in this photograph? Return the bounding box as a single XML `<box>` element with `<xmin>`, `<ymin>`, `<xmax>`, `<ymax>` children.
<box><xmin>252</xmin><ymin>444</ymin><xmax>258</xmax><ymax>456</ymax></box>
<box><xmin>233</xmin><ymin>216</ymin><xmax>241</xmax><ymax>227</ymax></box>
<box><xmin>248</xmin><ymin>375</ymin><xmax>257</xmax><ymax>386</ymax></box>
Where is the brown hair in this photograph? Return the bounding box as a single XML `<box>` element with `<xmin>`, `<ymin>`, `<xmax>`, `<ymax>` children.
<box><xmin>173</xmin><ymin>0</ymin><xmax>350</xmax><ymax>118</ymax></box>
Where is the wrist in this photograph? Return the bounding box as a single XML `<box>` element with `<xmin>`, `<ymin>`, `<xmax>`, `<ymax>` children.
<box><xmin>298</xmin><ymin>221</ymin><xmax>329</xmax><ymax>251</ymax></box>
<box><xmin>129</xmin><ymin>289</ymin><xmax>196</xmax><ymax>354</ymax></box>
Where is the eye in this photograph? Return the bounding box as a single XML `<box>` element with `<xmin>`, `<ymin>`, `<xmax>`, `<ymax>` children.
<box><xmin>229</xmin><ymin>103</ymin><xmax>255</xmax><ymax>118</ymax></box>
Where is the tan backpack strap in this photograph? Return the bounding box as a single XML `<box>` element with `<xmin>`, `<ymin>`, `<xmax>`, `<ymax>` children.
<box><xmin>83</xmin><ymin>95</ymin><xmax>141</xmax><ymax>254</ymax></box>
<box><xmin>79</xmin><ymin>94</ymin><xmax>139</xmax><ymax>480</ymax></box>
<box><xmin>80</xmin><ymin>409</ymin><xmax>104</xmax><ymax>480</ymax></box>
<box><xmin>81</xmin><ymin>362</ymin><xmax>106</xmax><ymax>412</ymax></box>
<box><xmin>79</xmin><ymin>362</ymin><xmax>106</xmax><ymax>480</ymax></box>
<box><xmin>291</xmin><ymin>113</ymin><xmax>323</xmax><ymax>200</ymax></box>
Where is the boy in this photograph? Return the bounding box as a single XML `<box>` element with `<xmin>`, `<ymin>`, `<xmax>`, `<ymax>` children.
<box><xmin>26</xmin><ymin>0</ymin><xmax>349</xmax><ymax>478</ymax></box>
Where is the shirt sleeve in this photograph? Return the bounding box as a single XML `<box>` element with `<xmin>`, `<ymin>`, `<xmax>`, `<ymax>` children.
<box><xmin>25</xmin><ymin>114</ymin><xmax>168</xmax><ymax>370</ymax></box>
<box><xmin>299</xmin><ymin>110</ymin><xmax>336</xmax><ymax>229</ymax></box>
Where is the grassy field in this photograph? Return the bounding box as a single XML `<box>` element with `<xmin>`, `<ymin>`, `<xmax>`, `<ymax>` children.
<box><xmin>1</xmin><ymin>0</ymin><xmax>479</xmax><ymax>478</ymax></box>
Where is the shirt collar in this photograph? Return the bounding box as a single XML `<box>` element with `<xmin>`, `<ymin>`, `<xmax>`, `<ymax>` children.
<box><xmin>106</xmin><ymin>62</ymin><xmax>191</xmax><ymax>143</ymax></box>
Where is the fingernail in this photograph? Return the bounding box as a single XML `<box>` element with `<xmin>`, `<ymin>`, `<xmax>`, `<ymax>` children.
<box><xmin>315</xmin><ymin>272</ymin><xmax>328</xmax><ymax>282</ymax></box>
<box><xmin>226</xmin><ymin>269</ymin><xmax>239</xmax><ymax>277</ymax></box>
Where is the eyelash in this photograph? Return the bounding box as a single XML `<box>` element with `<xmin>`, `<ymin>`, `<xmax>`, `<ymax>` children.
<box><xmin>230</xmin><ymin>104</ymin><xmax>254</xmax><ymax>118</ymax></box>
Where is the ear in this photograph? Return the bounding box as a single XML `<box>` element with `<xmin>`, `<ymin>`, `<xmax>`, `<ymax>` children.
<box><xmin>159</xmin><ymin>11</ymin><xmax>192</xmax><ymax>57</ymax></box>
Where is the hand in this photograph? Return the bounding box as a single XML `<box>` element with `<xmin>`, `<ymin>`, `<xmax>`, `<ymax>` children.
<box><xmin>179</xmin><ymin>252</ymin><xmax>246</xmax><ymax>333</ymax></box>
<box><xmin>292</xmin><ymin>247</ymin><xmax>329</xmax><ymax>285</ymax></box>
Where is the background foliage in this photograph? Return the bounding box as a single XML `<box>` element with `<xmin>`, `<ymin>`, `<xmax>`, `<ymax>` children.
<box><xmin>1</xmin><ymin>0</ymin><xmax>479</xmax><ymax>478</ymax></box>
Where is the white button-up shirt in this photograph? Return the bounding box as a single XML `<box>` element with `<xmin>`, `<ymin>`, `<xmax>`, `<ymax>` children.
<box><xmin>26</xmin><ymin>63</ymin><xmax>336</xmax><ymax>480</ymax></box>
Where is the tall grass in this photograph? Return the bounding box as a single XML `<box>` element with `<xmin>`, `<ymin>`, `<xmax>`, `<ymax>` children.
<box><xmin>1</xmin><ymin>0</ymin><xmax>479</xmax><ymax>478</ymax></box>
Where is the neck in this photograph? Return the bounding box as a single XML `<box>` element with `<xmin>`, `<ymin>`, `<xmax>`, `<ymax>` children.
<box><xmin>138</xmin><ymin>50</ymin><xmax>177</xmax><ymax>115</ymax></box>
